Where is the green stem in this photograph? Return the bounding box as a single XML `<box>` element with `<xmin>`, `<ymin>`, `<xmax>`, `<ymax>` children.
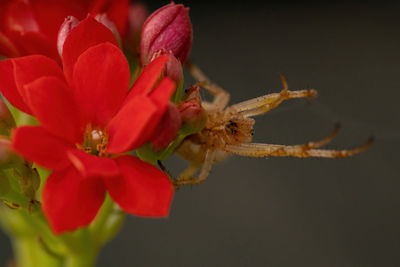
<box><xmin>64</xmin><ymin>228</ymin><xmax>99</xmax><ymax>267</ymax></box>
<box><xmin>90</xmin><ymin>194</ymin><xmax>114</xmax><ymax>237</ymax></box>
<box><xmin>90</xmin><ymin>194</ymin><xmax>125</xmax><ymax>246</ymax></box>
<box><xmin>11</xmin><ymin>236</ymin><xmax>62</xmax><ymax>267</ymax></box>
<box><xmin>64</xmin><ymin>251</ymin><xmax>97</xmax><ymax>267</ymax></box>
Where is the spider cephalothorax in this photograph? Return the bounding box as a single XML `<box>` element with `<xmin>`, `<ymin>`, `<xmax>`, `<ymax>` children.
<box><xmin>172</xmin><ymin>62</ymin><xmax>372</xmax><ymax>187</ymax></box>
<box><xmin>189</xmin><ymin>108</ymin><xmax>255</xmax><ymax>149</ymax></box>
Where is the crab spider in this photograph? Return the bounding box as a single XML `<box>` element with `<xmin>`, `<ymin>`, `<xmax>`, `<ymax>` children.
<box><xmin>169</xmin><ymin>62</ymin><xmax>372</xmax><ymax>187</ymax></box>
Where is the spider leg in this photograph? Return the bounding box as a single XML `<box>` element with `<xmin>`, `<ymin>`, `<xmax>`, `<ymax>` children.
<box><xmin>178</xmin><ymin>162</ymin><xmax>202</xmax><ymax>181</ymax></box>
<box><xmin>224</xmin><ymin>137</ymin><xmax>373</xmax><ymax>158</ymax></box>
<box><xmin>223</xmin><ymin>123</ymin><xmax>341</xmax><ymax>156</ymax></box>
<box><xmin>186</xmin><ymin>61</ymin><xmax>230</xmax><ymax>111</ymax></box>
<box><xmin>231</xmin><ymin>75</ymin><xmax>317</xmax><ymax>117</ymax></box>
<box><xmin>174</xmin><ymin>149</ymin><xmax>217</xmax><ymax>187</ymax></box>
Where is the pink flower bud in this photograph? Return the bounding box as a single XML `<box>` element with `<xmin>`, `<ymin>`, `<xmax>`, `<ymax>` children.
<box><xmin>0</xmin><ymin>138</ymin><xmax>12</xmax><ymax>164</ymax></box>
<box><xmin>125</xmin><ymin>2</ymin><xmax>149</xmax><ymax>55</ymax></box>
<box><xmin>151</xmin><ymin>49</ymin><xmax>182</xmax><ymax>85</ymax></box>
<box><xmin>57</xmin><ymin>16</ymin><xmax>79</xmax><ymax>56</ymax></box>
<box><xmin>140</xmin><ymin>2</ymin><xmax>192</xmax><ymax>65</ymax></box>
<box><xmin>182</xmin><ymin>84</ymin><xmax>202</xmax><ymax>103</ymax></box>
<box><xmin>178</xmin><ymin>85</ymin><xmax>207</xmax><ymax>134</ymax></box>
<box><xmin>128</xmin><ymin>2</ymin><xmax>148</xmax><ymax>40</ymax></box>
<box><xmin>0</xmin><ymin>98</ymin><xmax>15</xmax><ymax>136</ymax></box>
<box><xmin>0</xmin><ymin>137</ymin><xmax>20</xmax><ymax>168</ymax></box>
<box><xmin>150</xmin><ymin>102</ymin><xmax>182</xmax><ymax>152</ymax></box>
<box><xmin>95</xmin><ymin>13</ymin><xmax>121</xmax><ymax>45</ymax></box>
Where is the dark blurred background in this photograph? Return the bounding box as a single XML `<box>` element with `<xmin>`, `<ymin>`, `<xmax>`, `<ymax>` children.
<box><xmin>1</xmin><ymin>1</ymin><xmax>400</xmax><ymax>266</ymax></box>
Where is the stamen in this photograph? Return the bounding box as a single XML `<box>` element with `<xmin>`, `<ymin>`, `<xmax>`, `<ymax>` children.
<box><xmin>77</xmin><ymin>125</ymin><xmax>109</xmax><ymax>156</ymax></box>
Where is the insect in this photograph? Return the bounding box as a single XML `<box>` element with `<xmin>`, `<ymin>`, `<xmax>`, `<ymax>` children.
<box><xmin>170</xmin><ymin>62</ymin><xmax>373</xmax><ymax>187</ymax></box>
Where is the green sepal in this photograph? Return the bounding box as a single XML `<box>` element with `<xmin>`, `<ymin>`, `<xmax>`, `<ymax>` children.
<box><xmin>1</xmin><ymin>169</ymin><xmax>32</xmax><ymax>209</ymax></box>
<box><xmin>171</xmin><ymin>77</ymin><xmax>184</xmax><ymax>104</ymax></box>
<box><xmin>136</xmin><ymin>121</ymin><xmax>205</xmax><ymax>166</ymax></box>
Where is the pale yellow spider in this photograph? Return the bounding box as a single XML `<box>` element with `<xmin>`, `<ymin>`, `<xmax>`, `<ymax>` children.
<box><xmin>169</xmin><ymin>62</ymin><xmax>373</xmax><ymax>187</ymax></box>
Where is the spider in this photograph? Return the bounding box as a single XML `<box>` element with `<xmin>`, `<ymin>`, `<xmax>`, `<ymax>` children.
<box><xmin>168</xmin><ymin>62</ymin><xmax>373</xmax><ymax>188</ymax></box>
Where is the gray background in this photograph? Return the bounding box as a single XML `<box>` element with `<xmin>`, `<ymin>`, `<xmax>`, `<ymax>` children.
<box><xmin>1</xmin><ymin>1</ymin><xmax>400</xmax><ymax>266</ymax></box>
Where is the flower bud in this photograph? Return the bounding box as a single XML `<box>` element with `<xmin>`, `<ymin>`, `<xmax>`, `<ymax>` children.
<box><xmin>126</xmin><ymin>3</ymin><xmax>148</xmax><ymax>49</ymax></box>
<box><xmin>0</xmin><ymin>138</ymin><xmax>12</xmax><ymax>164</ymax></box>
<box><xmin>57</xmin><ymin>16</ymin><xmax>79</xmax><ymax>56</ymax></box>
<box><xmin>0</xmin><ymin>137</ymin><xmax>21</xmax><ymax>169</ymax></box>
<box><xmin>178</xmin><ymin>85</ymin><xmax>207</xmax><ymax>134</ymax></box>
<box><xmin>140</xmin><ymin>2</ymin><xmax>193</xmax><ymax>65</ymax></box>
<box><xmin>0</xmin><ymin>98</ymin><xmax>15</xmax><ymax>136</ymax></box>
<box><xmin>95</xmin><ymin>13</ymin><xmax>121</xmax><ymax>45</ymax></box>
<box><xmin>150</xmin><ymin>102</ymin><xmax>182</xmax><ymax>152</ymax></box>
<box><xmin>151</xmin><ymin>49</ymin><xmax>182</xmax><ymax>85</ymax></box>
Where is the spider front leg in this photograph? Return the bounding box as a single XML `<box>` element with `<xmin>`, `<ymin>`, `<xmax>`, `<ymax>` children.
<box><xmin>231</xmin><ymin>75</ymin><xmax>317</xmax><ymax>117</ymax></box>
<box><xmin>173</xmin><ymin>149</ymin><xmax>217</xmax><ymax>188</ymax></box>
<box><xmin>223</xmin><ymin>124</ymin><xmax>372</xmax><ymax>158</ymax></box>
<box><xmin>225</xmin><ymin>136</ymin><xmax>373</xmax><ymax>158</ymax></box>
<box><xmin>186</xmin><ymin>60</ymin><xmax>230</xmax><ymax>111</ymax></box>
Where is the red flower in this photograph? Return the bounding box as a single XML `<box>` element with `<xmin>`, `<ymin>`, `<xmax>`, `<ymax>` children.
<box><xmin>0</xmin><ymin>17</ymin><xmax>175</xmax><ymax>234</ymax></box>
<box><xmin>0</xmin><ymin>0</ymin><xmax>129</xmax><ymax>61</ymax></box>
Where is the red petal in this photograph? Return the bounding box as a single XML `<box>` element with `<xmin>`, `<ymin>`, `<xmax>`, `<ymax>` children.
<box><xmin>62</xmin><ymin>16</ymin><xmax>119</xmax><ymax>85</ymax></box>
<box><xmin>42</xmin><ymin>167</ymin><xmax>105</xmax><ymax>234</ymax></box>
<box><xmin>67</xmin><ymin>149</ymin><xmax>120</xmax><ymax>178</ymax></box>
<box><xmin>11</xmin><ymin>126</ymin><xmax>72</xmax><ymax>171</ymax></box>
<box><xmin>133</xmin><ymin>77</ymin><xmax>176</xmax><ymax>146</ymax></box>
<box><xmin>126</xmin><ymin>55</ymin><xmax>169</xmax><ymax>98</ymax></box>
<box><xmin>0</xmin><ymin>59</ymin><xmax>31</xmax><ymax>114</ymax></box>
<box><xmin>105</xmin><ymin>155</ymin><xmax>173</xmax><ymax>217</ymax></box>
<box><xmin>89</xmin><ymin>0</ymin><xmax>129</xmax><ymax>36</ymax></box>
<box><xmin>149</xmin><ymin>102</ymin><xmax>181</xmax><ymax>152</ymax></box>
<box><xmin>5</xmin><ymin>0</ymin><xmax>39</xmax><ymax>33</ymax></box>
<box><xmin>29</xmin><ymin>0</ymin><xmax>88</xmax><ymax>42</ymax></box>
<box><xmin>0</xmin><ymin>31</ymin><xmax>19</xmax><ymax>57</ymax></box>
<box><xmin>22</xmin><ymin>76</ymin><xmax>83</xmax><ymax>144</ymax></box>
<box><xmin>9</xmin><ymin>31</ymin><xmax>60</xmax><ymax>62</ymax></box>
<box><xmin>106</xmin><ymin>95</ymin><xmax>158</xmax><ymax>154</ymax></box>
<box><xmin>72</xmin><ymin>42</ymin><xmax>130</xmax><ymax>127</ymax></box>
<box><xmin>12</xmin><ymin>55</ymin><xmax>65</xmax><ymax>104</ymax></box>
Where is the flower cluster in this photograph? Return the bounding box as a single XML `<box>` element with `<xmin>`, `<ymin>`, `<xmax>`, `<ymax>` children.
<box><xmin>0</xmin><ymin>0</ymin><xmax>371</xmax><ymax>248</ymax></box>
<box><xmin>0</xmin><ymin>1</ymin><xmax>196</xmax><ymax>234</ymax></box>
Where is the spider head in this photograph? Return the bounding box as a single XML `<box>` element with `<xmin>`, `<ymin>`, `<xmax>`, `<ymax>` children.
<box><xmin>223</xmin><ymin>116</ymin><xmax>254</xmax><ymax>145</ymax></box>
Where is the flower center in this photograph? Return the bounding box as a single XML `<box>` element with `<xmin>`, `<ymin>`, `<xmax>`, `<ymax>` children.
<box><xmin>77</xmin><ymin>125</ymin><xmax>108</xmax><ymax>157</ymax></box>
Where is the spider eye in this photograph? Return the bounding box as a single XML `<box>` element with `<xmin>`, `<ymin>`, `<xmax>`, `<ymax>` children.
<box><xmin>226</xmin><ymin>120</ymin><xmax>239</xmax><ymax>134</ymax></box>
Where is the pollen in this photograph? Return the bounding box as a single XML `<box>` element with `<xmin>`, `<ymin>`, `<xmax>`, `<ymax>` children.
<box><xmin>77</xmin><ymin>125</ymin><xmax>109</xmax><ymax>157</ymax></box>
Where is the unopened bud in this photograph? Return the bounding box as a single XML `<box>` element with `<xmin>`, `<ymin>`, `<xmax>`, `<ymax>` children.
<box><xmin>0</xmin><ymin>98</ymin><xmax>15</xmax><ymax>136</ymax></box>
<box><xmin>126</xmin><ymin>2</ymin><xmax>148</xmax><ymax>51</ymax></box>
<box><xmin>150</xmin><ymin>102</ymin><xmax>182</xmax><ymax>152</ymax></box>
<box><xmin>140</xmin><ymin>2</ymin><xmax>193</xmax><ymax>65</ymax></box>
<box><xmin>0</xmin><ymin>138</ymin><xmax>12</xmax><ymax>164</ymax></box>
<box><xmin>151</xmin><ymin>49</ymin><xmax>183</xmax><ymax>85</ymax></box>
<box><xmin>0</xmin><ymin>137</ymin><xmax>21</xmax><ymax>169</ymax></box>
<box><xmin>57</xmin><ymin>16</ymin><xmax>79</xmax><ymax>56</ymax></box>
<box><xmin>95</xmin><ymin>13</ymin><xmax>121</xmax><ymax>45</ymax></box>
<box><xmin>178</xmin><ymin>86</ymin><xmax>207</xmax><ymax>134</ymax></box>
<box><xmin>182</xmin><ymin>84</ymin><xmax>201</xmax><ymax>103</ymax></box>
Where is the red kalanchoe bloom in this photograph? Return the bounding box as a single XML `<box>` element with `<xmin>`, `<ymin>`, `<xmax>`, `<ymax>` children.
<box><xmin>0</xmin><ymin>0</ymin><xmax>129</xmax><ymax>61</ymax></box>
<box><xmin>0</xmin><ymin>17</ymin><xmax>175</xmax><ymax>234</ymax></box>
